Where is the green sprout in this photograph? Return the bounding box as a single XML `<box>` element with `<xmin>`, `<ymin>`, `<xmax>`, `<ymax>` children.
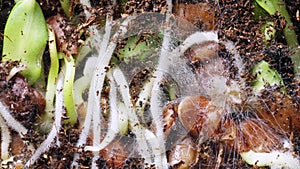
<box><xmin>251</xmin><ymin>60</ymin><xmax>285</xmax><ymax>93</ymax></box>
<box><xmin>115</xmin><ymin>34</ymin><xmax>162</xmax><ymax>64</ymax></box>
<box><xmin>255</xmin><ymin>0</ymin><xmax>300</xmax><ymax>79</ymax></box>
<box><xmin>45</xmin><ymin>26</ymin><xmax>59</xmax><ymax>113</ymax></box>
<box><xmin>2</xmin><ymin>0</ymin><xmax>48</xmax><ymax>85</ymax></box>
<box><xmin>37</xmin><ymin>25</ymin><xmax>60</xmax><ymax>133</ymax></box>
<box><xmin>63</xmin><ymin>54</ymin><xmax>78</xmax><ymax>126</ymax></box>
<box><xmin>60</xmin><ymin>0</ymin><xmax>71</xmax><ymax>18</ymax></box>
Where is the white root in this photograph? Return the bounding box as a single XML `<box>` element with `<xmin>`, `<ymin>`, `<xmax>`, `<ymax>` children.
<box><xmin>88</xmin><ymin>16</ymin><xmax>135</xmax><ymax>168</ymax></box>
<box><xmin>73</xmin><ymin>16</ymin><xmax>135</xmax><ymax>168</ymax></box>
<box><xmin>240</xmin><ymin>149</ymin><xmax>300</xmax><ymax>169</ymax></box>
<box><xmin>6</xmin><ymin>64</ymin><xmax>26</xmax><ymax>82</ymax></box>
<box><xmin>146</xmin><ymin>0</ymin><xmax>173</xmax><ymax>167</ymax></box>
<box><xmin>0</xmin><ymin>101</ymin><xmax>27</xmax><ymax>136</ymax></box>
<box><xmin>75</xmin><ymin>10</ymin><xmax>220</xmax><ymax>169</ymax></box>
<box><xmin>112</xmin><ymin>67</ymin><xmax>155</xmax><ymax>166</ymax></box>
<box><xmin>90</xmin><ymin>16</ymin><xmax>113</xmax><ymax>168</ymax></box>
<box><xmin>135</xmin><ymin>77</ymin><xmax>154</xmax><ymax>119</ymax></box>
<box><xmin>84</xmin><ymin>70</ymin><xmax>119</xmax><ymax>152</ymax></box>
<box><xmin>25</xmin><ymin>69</ymin><xmax>65</xmax><ymax>167</ymax></box>
<box><xmin>72</xmin><ymin>15</ymin><xmax>113</xmax><ymax>169</ymax></box>
<box><xmin>117</xmin><ymin>102</ymin><xmax>129</xmax><ymax>135</ymax></box>
<box><xmin>0</xmin><ymin>115</ymin><xmax>11</xmax><ymax>160</ymax></box>
<box><xmin>71</xmin><ymin>14</ymin><xmax>112</xmax><ymax>169</ymax></box>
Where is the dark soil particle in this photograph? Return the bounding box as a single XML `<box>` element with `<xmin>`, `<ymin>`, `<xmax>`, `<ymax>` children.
<box><xmin>32</xmin><ymin>128</ymin><xmax>81</xmax><ymax>169</ymax></box>
<box><xmin>285</xmin><ymin>0</ymin><xmax>300</xmax><ymax>43</ymax></box>
<box><xmin>198</xmin><ymin>139</ymin><xmax>260</xmax><ymax>169</ymax></box>
<box><xmin>0</xmin><ymin>61</ymin><xmax>45</xmax><ymax>129</ymax></box>
<box><xmin>293</xmin><ymin>130</ymin><xmax>300</xmax><ymax>157</ymax></box>
<box><xmin>0</xmin><ymin>0</ymin><xmax>300</xmax><ymax>168</ymax></box>
<box><xmin>36</xmin><ymin>0</ymin><xmax>61</xmax><ymax>18</ymax></box>
<box><xmin>216</xmin><ymin>0</ymin><xmax>265</xmax><ymax>65</ymax></box>
<box><xmin>215</xmin><ymin>0</ymin><xmax>300</xmax><ymax>102</ymax></box>
<box><xmin>123</xmin><ymin>0</ymin><xmax>167</xmax><ymax>14</ymax></box>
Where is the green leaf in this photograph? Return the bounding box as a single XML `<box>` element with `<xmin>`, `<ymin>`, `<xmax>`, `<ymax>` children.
<box><xmin>251</xmin><ymin>60</ymin><xmax>285</xmax><ymax>93</ymax></box>
<box><xmin>255</xmin><ymin>0</ymin><xmax>300</xmax><ymax>79</ymax></box>
<box><xmin>116</xmin><ymin>34</ymin><xmax>162</xmax><ymax>64</ymax></box>
<box><xmin>60</xmin><ymin>0</ymin><xmax>71</xmax><ymax>18</ymax></box>
<box><xmin>2</xmin><ymin>0</ymin><xmax>48</xmax><ymax>84</ymax></box>
<box><xmin>63</xmin><ymin>55</ymin><xmax>78</xmax><ymax>126</ymax></box>
<box><xmin>255</xmin><ymin>0</ymin><xmax>278</xmax><ymax>15</ymax></box>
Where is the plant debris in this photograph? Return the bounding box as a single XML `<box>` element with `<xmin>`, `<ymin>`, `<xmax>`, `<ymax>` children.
<box><xmin>0</xmin><ymin>0</ymin><xmax>299</xmax><ymax>168</ymax></box>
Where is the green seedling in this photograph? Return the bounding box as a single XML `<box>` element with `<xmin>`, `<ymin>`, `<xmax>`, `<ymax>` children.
<box><xmin>2</xmin><ymin>0</ymin><xmax>48</xmax><ymax>84</ymax></box>
<box><xmin>63</xmin><ymin>54</ymin><xmax>78</xmax><ymax>126</ymax></box>
<box><xmin>251</xmin><ymin>60</ymin><xmax>285</xmax><ymax>93</ymax></box>
<box><xmin>37</xmin><ymin>25</ymin><xmax>60</xmax><ymax>133</ymax></box>
<box><xmin>255</xmin><ymin>0</ymin><xmax>300</xmax><ymax>78</ymax></box>
<box><xmin>45</xmin><ymin>25</ymin><xmax>59</xmax><ymax>113</ymax></box>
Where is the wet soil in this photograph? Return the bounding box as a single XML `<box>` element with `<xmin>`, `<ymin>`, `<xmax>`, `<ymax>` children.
<box><xmin>0</xmin><ymin>0</ymin><xmax>299</xmax><ymax>168</ymax></box>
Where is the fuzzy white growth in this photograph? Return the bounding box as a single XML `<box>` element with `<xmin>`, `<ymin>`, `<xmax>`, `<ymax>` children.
<box><xmin>25</xmin><ymin>70</ymin><xmax>64</xmax><ymax>167</ymax></box>
<box><xmin>197</xmin><ymin>57</ymin><xmax>242</xmax><ymax>108</ymax></box>
<box><xmin>0</xmin><ymin>115</ymin><xmax>11</xmax><ymax>160</ymax></box>
<box><xmin>223</xmin><ymin>40</ymin><xmax>247</xmax><ymax>88</ymax></box>
<box><xmin>168</xmin><ymin>32</ymin><xmax>219</xmax><ymax>97</ymax></box>
<box><xmin>170</xmin><ymin>31</ymin><xmax>218</xmax><ymax>59</ymax></box>
<box><xmin>240</xmin><ymin>149</ymin><xmax>300</xmax><ymax>169</ymax></box>
<box><xmin>112</xmin><ymin>67</ymin><xmax>155</xmax><ymax>166</ymax></box>
<box><xmin>73</xmin><ymin>16</ymin><xmax>134</xmax><ymax>169</ymax></box>
<box><xmin>0</xmin><ymin>101</ymin><xmax>27</xmax><ymax>136</ymax></box>
<box><xmin>84</xmin><ymin>70</ymin><xmax>119</xmax><ymax>152</ymax></box>
<box><xmin>147</xmin><ymin>1</ymin><xmax>173</xmax><ymax>168</ymax></box>
<box><xmin>91</xmin><ymin>16</ymin><xmax>113</xmax><ymax>155</ymax></box>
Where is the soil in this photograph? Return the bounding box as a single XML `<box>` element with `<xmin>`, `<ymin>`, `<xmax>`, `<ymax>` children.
<box><xmin>0</xmin><ymin>0</ymin><xmax>299</xmax><ymax>168</ymax></box>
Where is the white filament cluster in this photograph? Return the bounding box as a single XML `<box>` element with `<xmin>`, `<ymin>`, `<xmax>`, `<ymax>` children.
<box><xmin>1</xmin><ymin>1</ymin><xmax>299</xmax><ymax>168</ymax></box>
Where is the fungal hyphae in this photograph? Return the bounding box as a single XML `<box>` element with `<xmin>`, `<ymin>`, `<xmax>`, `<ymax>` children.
<box><xmin>0</xmin><ymin>0</ymin><xmax>299</xmax><ymax>168</ymax></box>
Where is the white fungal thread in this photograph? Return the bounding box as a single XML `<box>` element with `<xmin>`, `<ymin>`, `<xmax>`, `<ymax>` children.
<box><xmin>25</xmin><ymin>69</ymin><xmax>64</xmax><ymax>167</ymax></box>
<box><xmin>72</xmin><ymin>15</ymin><xmax>135</xmax><ymax>169</ymax></box>
<box><xmin>84</xmin><ymin>70</ymin><xmax>119</xmax><ymax>152</ymax></box>
<box><xmin>0</xmin><ymin>115</ymin><xmax>11</xmax><ymax>160</ymax></box>
<box><xmin>112</xmin><ymin>67</ymin><xmax>157</xmax><ymax>166</ymax></box>
<box><xmin>0</xmin><ymin>101</ymin><xmax>28</xmax><ymax>136</ymax></box>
